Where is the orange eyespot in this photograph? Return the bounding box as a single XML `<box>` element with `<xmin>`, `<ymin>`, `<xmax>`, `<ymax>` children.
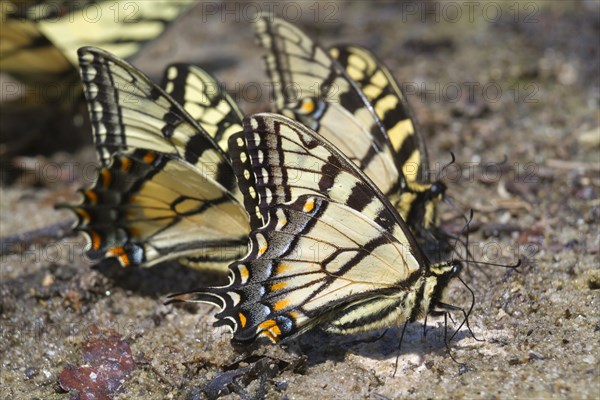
<box><xmin>300</xmin><ymin>98</ymin><xmax>315</xmax><ymax>114</ymax></box>
<box><xmin>106</xmin><ymin>247</ymin><xmax>130</xmax><ymax>267</ymax></box>
<box><xmin>258</xmin><ymin>242</ymin><xmax>268</xmax><ymax>255</ymax></box>
<box><xmin>239</xmin><ymin>312</ymin><xmax>247</xmax><ymax>328</ymax></box>
<box><xmin>120</xmin><ymin>157</ymin><xmax>132</xmax><ymax>172</ymax></box>
<box><xmin>100</xmin><ymin>169</ymin><xmax>112</xmax><ymax>188</ymax></box>
<box><xmin>258</xmin><ymin>319</ymin><xmax>281</xmax><ymax>342</ymax></box>
<box><xmin>84</xmin><ymin>190</ymin><xmax>98</xmax><ymax>204</ymax></box>
<box><xmin>270</xmin><ymin>282</ymin><xmax>287</xmax><ymax>291</ymax></box>
<box><xmin>238</xmin><ymin>264</ymin><xmax>249</xmax><ymax>279</ymax></box>
<box><xmin>273</xmin><ymin>299</ymin><xmax>289</xmax><ymax>311</ymax></box>
<box><xmin>303</xmin><ymin>197</ymin><xmax>315</xmax><ymax>212</ymax></box>
<box><xmin>76</xmin><ymin>208</ymin><xmax>91</xmax><ymax>223</ymax></box>
<box><xmin>143</xmin><ymin>152</ymin><xmax>156</xmax><ymax>164</ymax></box>
<box><xmin>90</xmin><ymin>230</ymin><xmax>101</xmax><ymax>251</ymax></box>
<box><xmin>275</xmin><ymin>263</ymin><xmax>291</xmax><ymax>275</ymax></box>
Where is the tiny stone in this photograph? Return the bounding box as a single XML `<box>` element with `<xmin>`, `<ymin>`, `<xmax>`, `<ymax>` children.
<box><xmin>582</xmin><ymin>355</ymin><xmax>595</xmax><ymax>365</ymax></box>
<box><xmin>508</xmin><ymin>356</ymin><xmax>522</xmax><ymax>366</ymax></box>
<box><xmin>41</xmin><ymin>274</ymin><xmax>54</xmax><ymax>287</ymax></box>
<box><xmin>528</xmin><ymin>351</ymin><xmax>544</xmax><ymax>361</ymax></box>
<box><xmin>24</xmin><ymin>367</ymin><xmax>38</xmax><ymax>380</ymax></box>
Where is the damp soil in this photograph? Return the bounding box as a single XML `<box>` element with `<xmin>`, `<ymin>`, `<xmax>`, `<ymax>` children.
<box><xmin>1</xmin><ymin>2</ymin><xmax>599</xmax><ymax>399</ymax></box>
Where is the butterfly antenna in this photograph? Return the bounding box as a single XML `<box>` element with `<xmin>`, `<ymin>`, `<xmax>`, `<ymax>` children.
<box><xmin>445</xmin><ymin>208</ymin><xmax>474</xmax><ymax>264</ymax></box>
<box><xmin>483</xmin><ymin>153</ymin><xmax>508</xmax><ymax>167</ymax></box>
<box><xmin>393</xmin><ymin>321</ymin><xmax>409</xmax><ymax>378</ymax></box>
<box><xmin>439</xmin><ymin>196</ymin><xmax>480</xmax><ymax>276</ymax></box>
<box><xmin>461</xmin><ymin>258</ymin><xmax>522</xmax><ymax>270</ymax></box>
<box><xmin>437</xmin><ymin>152</ymin><xmax>456</xmax><ymax>181</ymax></box>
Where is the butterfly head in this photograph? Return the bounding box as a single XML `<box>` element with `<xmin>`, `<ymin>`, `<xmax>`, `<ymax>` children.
<box><xmin>427</xmin><ymin>180</ymin><xmax>446</xmax><ymax>201</ymax></box>
<box><xmin>427</xmin><ymin>260</ymin><xmax>462</xmax><ymax>304</ymax></box>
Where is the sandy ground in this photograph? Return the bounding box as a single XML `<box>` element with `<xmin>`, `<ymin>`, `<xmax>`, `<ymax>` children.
<box><xmin>1</xmin><ymin>1</ymin><xmax>599</xmax><ymax>399</ymax></box>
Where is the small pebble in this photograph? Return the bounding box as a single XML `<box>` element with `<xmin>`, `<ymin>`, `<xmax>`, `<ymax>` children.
<box><xmin>24</xmin><ymin>367</ymin><xmax>38</xmax><ymax>380</ymax></box>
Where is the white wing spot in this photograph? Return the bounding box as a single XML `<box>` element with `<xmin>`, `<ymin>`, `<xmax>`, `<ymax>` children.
<box><xmin>256</xmin><ymin>233</ymin><xmax>268</xmax><ymax>256</ymax></box>
<box><xmin>228</xmin><ymin>291</ymin><xmax>241</xmax><ymax>307</ymax></box>
<box><xmin>275</xmin><ymin>209</ymin><xmax>287</xmax><ymax>230</ymax></box>
<box><xmin>261</xmin><ymin>168</ymin><xmax>269</xmax><ymax>182</ymax></box>
<box><xmin>167</xmin><ymin>66</ymin><xmax>178</xmax><ymax>80</ymax></box>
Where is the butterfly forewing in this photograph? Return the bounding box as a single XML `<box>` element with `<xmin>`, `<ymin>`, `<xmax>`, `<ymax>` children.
<box><xmin>329</xmin><ymin>45</ymin><xmax>448</xmax><ymax>235</ymax></box>
<box><xmin>232</xmin><ymin>114</ymin><xmax>409</xmax><ymax>241</ymax></box>
<box><xmin>78</xmin><ymin>47</ymin><xmax>235</xmax><ymax>192</ymax></box>
<box><xmin>255</xmin><ymin>17</ymin><xmax>403</xmax><ymax>196</ymax></box>
<box><xmin>228</xmin><ymin>132</ymin><xmax>264</xmax><ymax>228</ymax></box>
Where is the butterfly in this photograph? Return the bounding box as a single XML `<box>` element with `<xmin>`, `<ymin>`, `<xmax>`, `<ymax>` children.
<box><xmin>58</xmin><ymin>46</ymin><xmax>250</xmax><ymax>269</ymax></box>
<box><xmin>0</xmin><ymin>0</ymin><xmax>195</xmax><ymax>154</ymax></box>
<box><xmin>1</xmin><ymin>0</ymin><xmax>195</xmax><ymax>92</ymax></box>
<box><xmin>168</xmin><ymin>113</ymin><xmax>462</xmax><ymax>344</ymax></box>
<box><xmin>254</xmin><ymin>17</ymin><xmax>447</xmax><ymax>244</ymax></box>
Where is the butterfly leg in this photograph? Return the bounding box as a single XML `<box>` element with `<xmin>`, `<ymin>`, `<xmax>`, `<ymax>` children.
<box><xmin>393</xmin><ymin>321</ymin><xmax>409</xmax><ymax>377</ymax></box>
<box><xmin>435</xmin><ymin>302</ymin><xmax>482</xmax><ymax>343</ymax></box>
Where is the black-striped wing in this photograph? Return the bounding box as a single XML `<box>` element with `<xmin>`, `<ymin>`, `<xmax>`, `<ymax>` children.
<box><xmin>329</xmin><ymin>44</ymin><xmax>429</xmax><ymax>185</ymax></box>
<box><xmin>330</xmin><ymin>45</ymin><xmax>445</xmax><ymax>231</ymax></box>
<box><xmin>60</xmin><ymin>47</ymin><xmax>249</xmax><ymax>268</ymax></box>
<box><xmin>170</xmin><ymin>113</ymin><xmax>460</xmax><ymax>343</ymax></box>
<box><xmin>78</xmin><ymin>46</ymin><xmax>234</xmax><ymax>175</ymax></box>
<box><xmin>1</xmin><ymin>0</ymin><xmax>195</xmax><ymax>87</ymax></box>
<box><xmin>161</xmin><ymin>63</ymin><xmax>244</xmax><ymax>154</ymax></box>
<box><xmin>228</xmin><ymin>114</ymin><xmax>400</xmax><ymax>229</ymax></box>
<box><xmin>0</xmin><ymin>1</ymin><xmax>74</xmax><ymax>89</ymax></box>
<box><xmin>70</xmin><ymin>150</ymin><xmax>249</xmax><ymax>268</ymax></box>
<box><xmin>255</xmin><ymin>16</ymin><xmax>403</xmax><ymax>196</ymax></box>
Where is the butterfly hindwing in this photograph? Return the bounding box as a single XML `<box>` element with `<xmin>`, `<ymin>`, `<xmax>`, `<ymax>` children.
<box><xmin>70</xmin><ymin>150</ymin><xmax>249</xmax><ymax>267</ymax></box>
<box><xmin>212</xmin><ymin>195</ymin><xmax>426</xmax><ymax>342</ymax></box>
